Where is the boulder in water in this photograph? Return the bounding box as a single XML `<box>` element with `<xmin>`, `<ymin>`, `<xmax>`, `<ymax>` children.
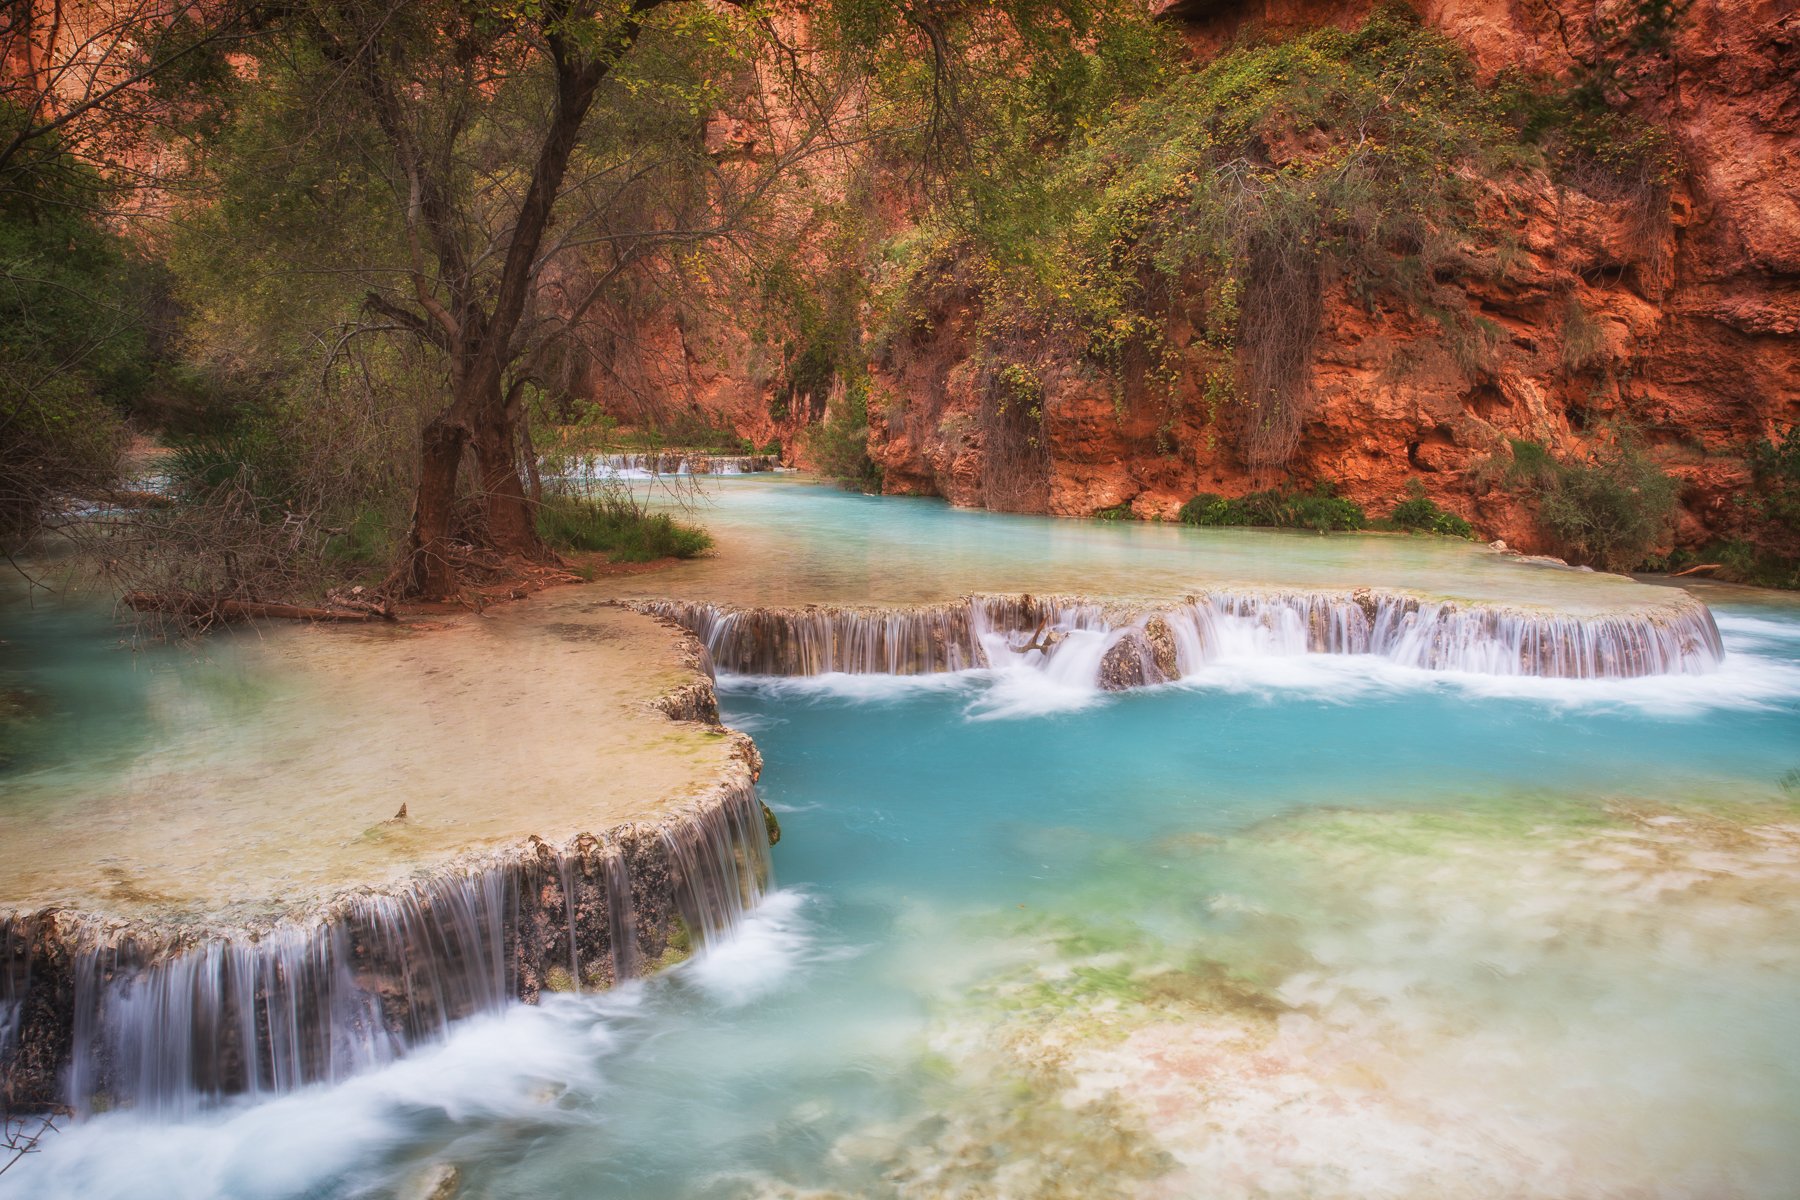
<box><xmin>1098</xmin><ymin>632</ymin><xmax>1167</xmax><ymax>692</ymax></box>
<box><xmin>1141</xmin><ymin>616</ymin><xmax>1180</xmax><ymax>680</ymax></box>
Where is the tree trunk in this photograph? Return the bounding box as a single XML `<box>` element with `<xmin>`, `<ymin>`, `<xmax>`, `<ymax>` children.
<box><xmin>521</xmin><ymin>418</ymin><xmax>544</xmax><ymax>509</ymax></box>
<box><xmin>407</xmin><ymin>415</ymin><xmax>466</xmax><ymax>598</ymax></box>
<box><xmin>473</xmin><ymin>416</ymin><xmax>539</xmax><ymax>557</ymax></box>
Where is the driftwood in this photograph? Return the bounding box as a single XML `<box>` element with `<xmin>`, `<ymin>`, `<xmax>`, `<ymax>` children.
<box><xmin>1669</xmin><ymin>563</ymin><xmax>1723</xmax><ymax>578</ymax></box>
<box><xmin>123</xmin><ymin>592</ymin><xmax>394</xmax><ymax>623</ymax></box>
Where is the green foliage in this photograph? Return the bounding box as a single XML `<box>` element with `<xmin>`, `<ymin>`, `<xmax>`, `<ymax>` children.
<box><xmin>324</xmin><ymin>505</ymin><xmax>402</xmax><ymax>574</ymax></box>
<box><xmin>1178</xmin><ymin>486</ymin><xmax>1365</xmax><ymax>532</ymax></box>
<box><xmin>0</xmin><ymin>107</ymin><xmax>159</xmax><ymax>546</ymax></box>
<box><xmin>879</xmin><ymin>8</ymin><xmax>1549</xmax><ymax>472</ymax></box>
<box><xmin>805</xmin><ymin>372</ymin><xmax>883</xmax><ymax>493</ymax></box>
<box><xmin>1385</xmin><ymin>480</ymin><xmax>1475</xmax><ymax>537</ymax></box>
<box><xmin>1510</xmin><ymin>433</ymin><xmax>1678</xmax><ymax>572</ymax></box>
<box><xmin>166</xmin><ymin>425</ymin><xmax>304</xmax><ymax>518</ymax></box>
<box><xmin>1092</xmin><ymin>502</ymin><xmax>1135</xmax><ymax>522</ymax></box>
<box><xmin>1714</xmin><ymin>539</ymin><xmax>1800</xmax><ymax>592</ymax></box>
<box><xmin>1504</xmin><ymin>437</ymin><xmax>1554</xmax><ymax>479</ymax></box>
<box><xmin>872</xmin><ymin>6</ymin><xmax>1689</xmax><ymax>474</ymax></box>
<box><xmin>1493</xmin><ymin>73</ymin><xmax>1680</xmax><ymax>195</ymax></box>
<box><xmin>1746</xmin><ymin>426</ymin><xmax>1800</xmax><ymax>543</ymax></box>
<box><xmin>535</xmin><ymin>493</ymin><xmax>712</xmax><ymax>562</ymax></box>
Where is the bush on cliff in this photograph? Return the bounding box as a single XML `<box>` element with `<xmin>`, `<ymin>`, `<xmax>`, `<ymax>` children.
<box><xmin>1508</xmin><ymin>435</ymin><xmax>1677</xmax><ymax>572</ymax></box>
<box><xmin>874</xmin><ymin>5</ymin><xmax>1682</xmax><ymax>480</ymax></box>
<box><xmin>805</xmin><ymin>373</ymin><xmax>884</xmax><ymax>494</ymax></box>
<box><xmin>1385</xmin><ymin>481</ymin><xmax>1476</xmax><ymax>538</ymax></box>
<box><xmin>1178</xmin><ymin>487</ymin><xmax>1365</xmax><ymax>533</ymax></box>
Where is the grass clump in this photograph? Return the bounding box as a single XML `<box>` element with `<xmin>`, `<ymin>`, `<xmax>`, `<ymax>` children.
<box><xmin>1385</xmin><ymin>480</ymin><xmax>1475</xmax><ymax>537</ymax></box>
<box><xmin>1178</xmin><ymin>486</ymin><xmax>1365</xmax><ymax>532</ymax></box>
<box><xmin>536</xmin><ymin>493</ymin><xmax>712</xmax><ymax>563</ymax></box>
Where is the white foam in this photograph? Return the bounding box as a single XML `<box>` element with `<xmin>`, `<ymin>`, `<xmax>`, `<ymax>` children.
<box><xmin>721</xmin><ymin>669</ymin><xmax>984</xmax><ymax>704</ymax></box>
<box><xmin>3</xmin><ymin>995</ymin><xmax>628</xmax><ymax>1200</ymax></box>
<box><xmin>1715</xmin><ymin>613</ymin><xmax>1800</xmax><ymax>648</ymax></box>
<box><xmin>2</xmin><ymin>891</ymin><xmax>824</xmax><ymax>1200</ymax></box>
<box><xmin>1171</xmin><ymin>646</ymin><xmax>1800</xmax><ymax>716</ymax></box>
<box><xmin>682</xmin><ymin>889</ymin><xmax>824</xmax><ymax>1007</ymax></box>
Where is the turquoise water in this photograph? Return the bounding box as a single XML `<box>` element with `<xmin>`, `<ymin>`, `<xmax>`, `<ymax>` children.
<box><xmin>7</xmin><ymin>488</ymin><xmax>1800</xmax><ymax>1198</ymax></box>
<box><xmin>608</xmin><ymin>474</ymin><xmax>1677</xmax><ymax>610</ymax></box>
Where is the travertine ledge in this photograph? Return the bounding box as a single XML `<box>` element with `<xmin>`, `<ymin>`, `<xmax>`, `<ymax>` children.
<box><xmin>0</xmin><ymin>599</ymin><xmax>770</xmax><ymax>1114</ymax></box>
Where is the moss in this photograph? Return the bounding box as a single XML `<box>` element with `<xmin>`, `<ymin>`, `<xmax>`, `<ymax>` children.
<box><xmin>543</xmin><ymin>966</ymin><xmax>576</xmax><ymax>994</ymax></box>
<box><xmin>762</xmin><ymin>801</ymin><xmax>782</xmax><ymax>846</ymax></box>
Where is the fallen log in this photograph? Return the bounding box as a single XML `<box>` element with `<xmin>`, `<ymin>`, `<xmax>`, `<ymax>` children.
<box><xmin>123</xmin><ymin>592</ymin><xmax>390</xmax><ymax>623</ymax></box>
<box><xmin>1669</xmin><ymin>563</ymin><xmax>1723</xmax><ymax>578</ymax></box>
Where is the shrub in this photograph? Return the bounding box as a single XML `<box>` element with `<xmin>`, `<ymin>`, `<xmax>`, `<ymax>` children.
<box><xmin>535</xmin><ymin>493</ymin><xmax>712</xmax><ymax>563</ymax></box>
<box><xmin>1092</xmin><ymin>502</ymin><xmax>1135</xmax><ymax>521</ymax></box>
<box><xmin>1178</xmin><ymin>486</ymin><xmax>1365</xmax><ymax>532</ymax></box>
<box><xmin>806</xmin><ymin>372</ymin><xmax>883</xmax><ymax>493</ymax></box>
<box><xmin>1714</xmin><ymin>538</ymin><xmax>1800</xmax><ymax>591</ymax></box>
<box><xmin>1387</xmin><ymin>480</ymin><xmax>1475</xmax><ymax>537</ymax></box>
<box><xmin>1745</xmin><ymin>426</ymin><xmax>1800</xmax><ymax>549</ymax></box>
<box><xmin>1511</xmin><ymin>434</ymin><xmax>1677</xmax><ymax>572</ymax></box>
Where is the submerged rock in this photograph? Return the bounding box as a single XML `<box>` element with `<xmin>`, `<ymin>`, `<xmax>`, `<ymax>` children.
<box><xmin>400</xmin><ymin>1163</ymin><xmax>460</xmax><ymax>1200</ymax></box>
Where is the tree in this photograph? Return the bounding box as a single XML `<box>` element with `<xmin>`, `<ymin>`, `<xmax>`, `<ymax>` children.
<box><xmin>1</xmin><ymin>1</ymin><xmax>265</xmax><ymax>193</ymax></box>
<box><xmin>181</xmin><ymin>0</ymin><xmax>1136</xmax><ymax>598</ymax></box>
<box><xmin>206</xmin><ymin>1</ymin><xmax>840</xmax><ymax>595</ymax></box>
<box><xmin>1</xmin><ymin>2</ymin><xmax>266</xmax><ymax>559</ymax></box>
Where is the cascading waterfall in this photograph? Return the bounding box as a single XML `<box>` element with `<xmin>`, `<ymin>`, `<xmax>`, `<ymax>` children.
<box><xmin>566</xmin><ymin>452</ymin><xmax>777</xmax><ymax>480</ymax></box>
<box><xmin>0</xmin><ymin>784</ymin><xmax>771</xmax><ymax>1116</ymax></box>
<box><xmin>642</xmin><ymin>589</ymin><xmax>1724</xmax><ymax>686</ymax></box>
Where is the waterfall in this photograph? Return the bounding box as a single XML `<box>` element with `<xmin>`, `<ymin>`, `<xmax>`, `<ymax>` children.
<box><xmin>0</xmin><ymin>785</ymin><xmax>771</xmax><ymax>1116</ymax></box>
<box><xmin>642</xmin><ymin>589</ymin><xmax>1724</xmax><ymax>685</ymax></box>
<box><xmin>655</xmin><ymin>600</ymin><xmax>993</xmax><ymax>675</ymax></box>
<box><xmin>565</xmin><ymin>452</ymin><xmax>776</xmax><ymax>480</ymax></box>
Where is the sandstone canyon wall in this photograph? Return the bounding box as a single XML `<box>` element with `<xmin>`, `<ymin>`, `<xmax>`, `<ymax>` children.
<box><xmin>602</xmin><ymin>0</ymin><xmax>1798</xmax><ymax>562</ymax></box>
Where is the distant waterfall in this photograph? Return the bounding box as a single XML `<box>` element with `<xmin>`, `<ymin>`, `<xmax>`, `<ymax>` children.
<box><xmin>643</xmin><ymin>590</ymin><xmax>1724</xmax><ymax>684</ymax></box>
<box><xmin>0</xmin><ymin>785</ymin><xmax>771</xmax><ymax>1116</ymax></box>
<box><xmin>565</xmin><ymin>452</ymin><xmax>777</xmax><ymax>480</ymax></box>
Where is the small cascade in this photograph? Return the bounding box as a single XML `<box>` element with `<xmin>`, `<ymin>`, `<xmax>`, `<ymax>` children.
<box><xmin>643</xmin><ymin>589</ymin><xmax>1724</xmax><ymax>686</ymax></box>
<box><xmin>0</xmin><ymin>785</ymin><xmax>771</xmax><ymax>1116</ymax></box>
<box><xmin>648</xmin><ymin>600</ymin><xmax>994</xmax><ymax>675</ymax></box>
<box><xmin>567</xmin><ymin>452</ymin><xmax>777</xmax><ymax>480</ymax></box>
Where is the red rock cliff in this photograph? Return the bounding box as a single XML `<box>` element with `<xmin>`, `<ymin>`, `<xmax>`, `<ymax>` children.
<box><xmin>857</xmin><ymin>0</ymin><xmax>1798</xmax><ymax>556</ymax></box>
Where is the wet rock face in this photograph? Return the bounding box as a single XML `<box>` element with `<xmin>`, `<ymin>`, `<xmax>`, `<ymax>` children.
<box><xmin>1099</xmin><ymin>632</ymin><xmax>1169</xmax><ymax>692</ymax></box>
<box><xmin>0</xmin><ymin>915</ymin><xmax>75</xmax><ymax>1112</ymax></box>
